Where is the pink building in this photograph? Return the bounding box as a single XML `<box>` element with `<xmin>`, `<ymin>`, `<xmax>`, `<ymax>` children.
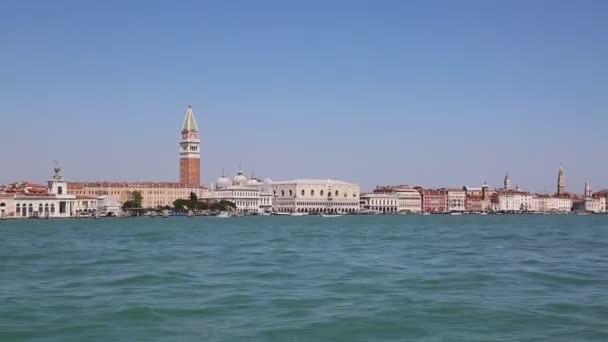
<box><xmin>421</xmin><ymin>189</ymin><xmax>447</xmax><ymax>213</ymax></box>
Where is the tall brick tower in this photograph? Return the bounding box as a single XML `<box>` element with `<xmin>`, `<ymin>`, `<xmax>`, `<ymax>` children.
<box><xmin>179</xmin><ymin>105</ymin><xmax>200</xmax><ymax>185</ymax></box>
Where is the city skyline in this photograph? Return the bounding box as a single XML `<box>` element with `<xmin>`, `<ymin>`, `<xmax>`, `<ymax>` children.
<box><xmin>1</xmin><ymin>104</ymin><xmax>599</xmax><ymax>195</ymax></box>
<box><xmin>1</xmin><ymin>1</ymin><xmax>607</xmax><ymax>191</ymax></box>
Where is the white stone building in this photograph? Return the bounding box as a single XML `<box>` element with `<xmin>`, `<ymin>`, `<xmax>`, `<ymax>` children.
<box><xmin>0</xmin><ymin>167</ymin><xmax>81</xmax><ymax>218</ymax></box>
<box><xmin>446</xmin><ymin>189</ymin><xmax>466</xmax><ymax>213</ymax></box>
<box><xmin>272</xmin><ymin>179</ymin><xmax>360</xmax><ymax>213</ymax></box>
<box><xmin>538</xmin><ymin>196</ymin><xmax>573</xmax><ymax>213</ymax></box>
<box><xmin>395</xmin><ymin>188</ymin><xmax>422</xmax><ymax>213</ymax></box>
<box><xmin>360</xmin><ymin>193</ymin><xmax>398</xmax><ymax>213</ymax></box>
<box><xmin>583</xmin><ymin>197</ymin><xmax>606</xmax><ymax>213</ymax></box>
<box><xmin>74</xmin><ymin>196</ymin><xmax>98</xmax><ymax>216</ymax></box>
<box><xmin>496</xmin><ymin>191</ymin><xmax>533</xmax><ymax>212</ymax></box>
<box><xmin>207</xmin><ymin>170</ymin><xmax>273</xmax><ymax>213</ymax></box>
<box><xmin>371</xmin><ymin>185</ymin><xmax>422</xmax><ymax>213</ymax></box>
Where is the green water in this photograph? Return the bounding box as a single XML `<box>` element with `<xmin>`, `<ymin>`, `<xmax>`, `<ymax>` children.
<box><xmin>1</xmin><ymin>215</ymin><xmax>607</xmax><ymax>341</ymax></box>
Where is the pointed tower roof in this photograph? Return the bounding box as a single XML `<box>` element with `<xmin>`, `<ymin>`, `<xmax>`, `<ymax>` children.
<box><xmin>181</xmin><ymin>105</ymin><xmax>198</xmax><ymax>132</ymax></box>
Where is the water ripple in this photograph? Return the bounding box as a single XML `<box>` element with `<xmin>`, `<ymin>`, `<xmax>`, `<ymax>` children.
<box><xmin>0</xmin><ymin>215</ymin><xmax>607</xmax><ymax>341</ymax></box>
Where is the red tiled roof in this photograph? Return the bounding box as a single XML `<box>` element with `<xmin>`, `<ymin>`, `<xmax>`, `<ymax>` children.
<box><xmin>593</xmin><ymin>189</ymin><xmax>608</xmax><ymax>196</ymax></box>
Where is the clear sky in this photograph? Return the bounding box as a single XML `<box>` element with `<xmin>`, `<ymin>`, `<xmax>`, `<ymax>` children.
<box><xmin>1</xmin><ymin>0</ymin><xmax>607</xmax><ymax>192</ymax></box>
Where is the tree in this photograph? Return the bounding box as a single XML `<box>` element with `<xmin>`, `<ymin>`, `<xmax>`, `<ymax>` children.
<box><xmin>190</xmin><ymin>192</ymin><xmax>198</xmax><ymax>202</ymax></box>
<box><xmin>122</xmin><ymin>191</ymin><xmax>143</xmax><ymax>210</ymax></box>
<box><xmin>122</xmin><ymin>200</ymin><xmax>135</xmax><ymax>210</ymax></box>
<box><xmin>131</xmin><ymin>191</ymin><xmax>143</xmax><ymax>208</ymax></box>
<box><xmin>173</xmin><ymin>198</ymin><xmax>189</xmax><ymax>210</ymax></box>
<box><xmin>209</xmin><ymin>200</ymin><xmax>236</xmax><ymax>211</ymax></box>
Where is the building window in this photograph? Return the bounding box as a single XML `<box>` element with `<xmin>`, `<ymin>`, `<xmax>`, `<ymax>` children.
<box><xmin>289</xmin><ymin>190</ymin><xmax>293</xmax><ymax>196</ymax></box>
<box><xmin>58</xmin><ymin>186</ymin><xmax>63</xmax><ymax>195</ymax></box>
<box><xmin>281</xmin><ymin>190</ymin><xmax>284</xmax><ymax>196</ymax></box>
<box><xmin>301</xmin><ymin>190</ymin><xmax>305</xmax><ymax>196</ymax></box>
<box><xmin>51</xmin><ymin>204</ymin><xmax>55</xmax><ymax>213</ymax></box>
<box><xmin>320</xmin><ymin>190</ymin><xmax>324</xmax><ymax>196</ymax></box>
<box><xmin>335</xmin><ymin>190</ymin><xmax>339</xmax><ymax>196</ymax></box>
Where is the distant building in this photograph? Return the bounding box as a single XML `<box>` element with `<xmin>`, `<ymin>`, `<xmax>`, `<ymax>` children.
<box><xmin>504</xmin><ymin>172</ymin><xmax>512</xmax><ymax>191</ymax></box>
<box><xmin>207</xmin><ymin>170</ymin><xmax>273</xmax><ymax>213</ymax></box>
<box><xmin>462</xmin><ymin>186</ymin><xmax>483</xmax><ymax>197</ymax></box>
<box><xmin>495</xmin><ymin>190</ymin><xmax>533</xmax><ymax>212</ymax></box>
<box><xmin>465</xmin><ymin>195</ymin><xmax>491</xmax><ymax>213</ymax></box>
<box><xmin>537</xmin><ymin>195</ymin><xmax>573</xmax><ymax>213</ymax></box>
<box><xmin>421</xmin><ymin>189</ymin><xmax>447</xmax><ymax>213</ymax></box>
<box><xmin>446</xmin><ymin>189</ymin><xmax>466</xmax><ymax>212</ymax></box>
<box><xmin>557</xmin><ymin>164</ymin><xmax>566</xmax><ymax>196</ymax></box>
<box><xmin>180</xmin><ymin>105</ymin><xmax>201</xmax><ymax>186</ymax></box>
<box><xmin>74</xmin><ymin>196</ymin><xmax>98</xmax><ymax>216</ymax></box>
<box><xmin>272</xmin><ymin>179</ymin><xmax>360</xmax><ymax>213</ymax></box>
<box><xmin>0</xmin><ymin>166</ymin><xmax>84</xmax><ymax>218</ymax></box>
<box><xmin>372</xmin><ymin>185</ymin><xmax>422</xmax><ymax>213</ymax></box>
<box><xmin>68</xmin><ymin>182</ymin><xmax>203</xmax><ymax>209</ymax></box>
<box><xmin>583</xmin><ymin>197</ymin><xmax>605</xmax><ymax>213</ymax></box>
<box><xmin>584</xmin><ymin>190</ymin><xmax>608</xmax><ymax>213</ymax></box>
<box><xmin>584</xmin><ymin>181</ymin><xmax>592</xmax><ymax>198</ymax></box>
<box><xmin>360</xmin><ymin>193</ymin><xmax>398</xmax><ymax>213</ymax></box>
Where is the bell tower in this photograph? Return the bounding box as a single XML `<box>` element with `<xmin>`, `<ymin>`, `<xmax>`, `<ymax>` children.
<box><xmin>503</xmin><ymin>172</ymin><xmax>511</xmax><ymax>191</ymax></box>
<box><xmin>179</xmin><ymin>105</ymin><xmax>201</xmax><ymax>185</ymax></box>
<box><xmin>557</xmin><ymin>164</ymin><xmax>565</xmax><ymax>196</ymax></box>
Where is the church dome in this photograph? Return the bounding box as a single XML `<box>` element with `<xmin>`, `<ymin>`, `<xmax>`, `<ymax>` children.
<box><xmin>247</xmin><ymin>178</ymin><xmax>260</xmax><ymax>186</ymax></box>
<box><xmin>233</xmin><ymin>171</ymin><xmax>247</xmax><ymax>185</ymax></box>
<box><xmin>216</xmin><ymin>176</ymin><xmax>231</xmax><ymax>189</ymax></box>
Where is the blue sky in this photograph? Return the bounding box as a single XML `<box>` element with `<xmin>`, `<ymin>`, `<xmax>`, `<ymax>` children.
<box><xmin>1</xmin><ymin>0</ymin><xmax>607</xmax><ymax>192</ymax></box>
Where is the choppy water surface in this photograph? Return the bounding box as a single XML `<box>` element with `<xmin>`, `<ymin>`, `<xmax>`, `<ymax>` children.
<box><xmin>1</xmin><ymin>215</ymin><xmax>607</xmax><ymax>341</ymax></box>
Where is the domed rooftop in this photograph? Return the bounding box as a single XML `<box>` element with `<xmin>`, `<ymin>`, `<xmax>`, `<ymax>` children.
<box><xmin>216</xmin><ymin>169</ymin><xmax>231</xmax><ymax>189</ymax></box>
<box><xmin>233</xmin><ymin>170</ymin><xmax>247</xmax><ymax>185</ymax></box>
<box><xmin>216</xmin><ymin>176</ymin><xmax>231</xmax><ymax>189</ymax></box>
<box><xmin>247</xmin><ymin>178</ymin><xmax>260</xmax><ymax>186</ymax></box>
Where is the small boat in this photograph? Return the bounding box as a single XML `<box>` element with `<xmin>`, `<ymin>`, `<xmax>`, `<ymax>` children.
<box><xmin>450</xmin><ymin>212</ymin><xmax>463</xmax><ymax>216</ymax></box>
<box><xmin>422</xmin><ymin>212</ymin><xmax>431</xmax><ymax>216</ymax></box>
<box><xmin>217</xmin><ymin>212</ymin><xmax>231</xmax><ymax>218</ymax></box>
<box><xmin>290</xmin><ymin>213</ymin><xmax>309</xmax><ymax>216</ymax></box>
<box><xmin>480</xmin><ymin>212</ymin><xmax>488</xmax><ymax>215</ymax></box>
<box><xmin>161</xmin><ymin>210</ymin><xmax>170</xmax><ymax>218</ymax></box>
<box><xmin>259</xmin><ymin>212</ymin><xmax>272</xmax><ymax>216</ymax></box>
<box><xmin>321</xmin><ymin>214</ymin><xmax>343</xmax><ymax>218</ymax></box>
<box><xmin>274</xmin><ymin>212</ymin><xmax>291</xmax><ymax>216</ymax></box>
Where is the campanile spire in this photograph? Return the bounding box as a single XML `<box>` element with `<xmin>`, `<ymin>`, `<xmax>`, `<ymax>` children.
<box><xmin>179</xmin><ymin>105</ymin><xmax>201</xmax><ymax>185</ymax></box>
